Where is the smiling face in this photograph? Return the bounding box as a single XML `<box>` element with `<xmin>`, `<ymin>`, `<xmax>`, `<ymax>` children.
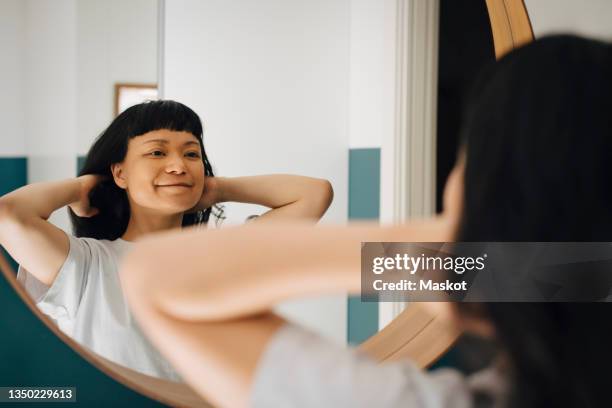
<box><xmin>111</xmin><ymin>129</ymin><xmax>205</xmax><ymax>215</ymax></box>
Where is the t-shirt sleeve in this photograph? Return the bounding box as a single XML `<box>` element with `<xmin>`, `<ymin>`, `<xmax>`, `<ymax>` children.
<box><xmin>250</xmin><ymin>323</ymin><xmax>472</xmax><ymax>408</ymax></box>
<box><xmin>17</xmin><ymin>234</ymin><xmax>96</xmax><ymax>336</ymax></box>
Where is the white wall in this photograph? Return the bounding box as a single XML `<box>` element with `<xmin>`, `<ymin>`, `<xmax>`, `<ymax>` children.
<box><xmin>76</xmin><ymin>0</ymin><xmax>158</xmax><ymax>155</ymax></box>
<box><xmin>526</xmin><ymin>0</ymin><xmax>612</xmax><ymax>41</ymax></box>
<box><xmin>163</xmin><ymin>0</ymin><xmax>349</xmax><ymax>225</ymax></box>
<box><xmin>163</xmin><ymin>0</ymin><xmax>351</xmax><ymax>344</ymax></box>
<box><xmin>24</xmin><ymin>0</ymin><xmax>77</xmax><ymax>160</ymax></box>
<box><xmin>23</xmin><ymin>0</ymin><xmax>78</xmax><ymax>231</ymax></box>
<box><xmin>0</xmin><ymin>0</ymin><xmax>26</xmax><ymax>157</ymax></box>
<box><xmin>349</xmin><ymin>0</ymin><xmax>387</xmax><ymax>149</ymax></box>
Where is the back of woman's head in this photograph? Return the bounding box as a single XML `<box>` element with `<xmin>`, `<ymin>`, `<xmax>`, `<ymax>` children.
<box><xmin>459</xmin><ymin>35</ymin><xmax>612</xmax><ymax>242</ymax></box>
<box><xmin>454</xmin><ymin>35</ymin><xmax>612</xmax><ymax>408</ymax></box>
<box><xmin>70</xmin><ymin>100</ymin><xmax>217</xmax><ymax>239</ymax></box>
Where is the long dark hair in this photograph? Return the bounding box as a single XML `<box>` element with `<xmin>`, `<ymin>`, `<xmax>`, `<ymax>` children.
<box><xmin>456</xmin><ymin>36</ymin><xmax>612</xmax><ymax>407</ymax></box>
<box><xmin>69</xmin><ymin>100</ymin><xmax>222</xmax><ymax>240</ymax></box>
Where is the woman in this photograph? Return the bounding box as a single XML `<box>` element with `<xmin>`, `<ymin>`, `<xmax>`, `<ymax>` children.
<box><xmin>0</xmin><ymin>100</ymin><xmax>333</xmax><ymax>381</ymax></box>
<box><xmin>120</xmin><ymin>36</ymin><xmax>612</xmax><ymax>407</ymax></box>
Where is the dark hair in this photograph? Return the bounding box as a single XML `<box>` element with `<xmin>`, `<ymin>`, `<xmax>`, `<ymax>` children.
<box><xmin>458</xmin><ymin>35</ymin><xmax>612</xmax><ymax>241</ymax></box>
<box><xmin>69</xmin><ymin>100</ymin><xmax>222</xmax><ymax>240</ymax></box>
<box><xmin>456</xmin><ymin>36</ymin><xmax>612</xmax><ymax>407</ymax></box>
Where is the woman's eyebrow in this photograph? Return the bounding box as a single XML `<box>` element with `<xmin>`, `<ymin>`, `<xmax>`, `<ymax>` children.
<box><xmin>141</xmin><ymin>139</ymin><xmax>200</xmax><ymax>147</ymax></box>
<box><xmin>142</xmin><ymin>139</ymin><xmax>168</xmax><ymax>145</ymax></box>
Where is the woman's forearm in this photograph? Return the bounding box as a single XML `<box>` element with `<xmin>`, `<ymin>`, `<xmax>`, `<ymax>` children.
<box><xmin>120</xmin><ymin>217</ymin><xmax>452</xmax><ymax>322</ymax></box>
<box><xmin>215</xmin><ymin>175</ymin><xmax>333</xmax><ymax>221</ymax></box>
<box><xmin>0</xmin><ymin>178</ymin><xmax>81</xmax><ymax>221</ymax></box>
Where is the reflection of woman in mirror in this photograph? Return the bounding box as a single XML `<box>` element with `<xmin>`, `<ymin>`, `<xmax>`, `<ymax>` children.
<box><xmin>120</xmin><ymin>36</ymin><xmax>611</xmax><ymax>407</ymax></box>
<box><xmin>0</xmin><ymin>100</ymin><xmax>333</xmax><ymax>381</ymax></box>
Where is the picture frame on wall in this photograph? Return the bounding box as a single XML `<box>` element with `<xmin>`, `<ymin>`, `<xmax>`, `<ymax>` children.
<box><xmin>114</xmin><ymin>83</ymin><xmax>158</xmax><ymax>117</ymax></box>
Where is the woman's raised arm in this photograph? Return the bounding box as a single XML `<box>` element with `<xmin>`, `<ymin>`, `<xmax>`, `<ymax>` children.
<box><xmin>0</xmin><ymin>175</ymin><xmax>102</xmax><ymax>285</ymax></box>
<box><xmin>120</xmin><ymin>218</ymin><xmax>452</xmax><ymax>321</ymax></box>
<box><xmin>197</xmin><ymin>175</ymin><xmax>334</xmax><ymax>223</ymax></box>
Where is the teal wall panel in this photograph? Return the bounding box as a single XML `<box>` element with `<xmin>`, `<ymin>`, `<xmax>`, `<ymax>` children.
<box><xmin>0</xmin><ymin>157</ymin><xmax>27</xmax><ymax>197</ymax></box>
<box><xmin>77</xmin><ymin>156</ymin><xmax>86</xmax><ymax>174</ymax></box>
<box><xmin>347</xmin><ymin>148</ymin><xmax>380</xmax><ymax>345</ymax></box>
<box><xmin>348</xmin><ymin>149</ymin><xmax>380</xmax><ymax>221</ymax></box>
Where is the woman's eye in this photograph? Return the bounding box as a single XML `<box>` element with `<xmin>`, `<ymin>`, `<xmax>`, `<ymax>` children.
<box><xmin>149</xmin><ymin>150</ymin><xmax>165</xmax><ymax>157</ymax></box>
<box><xmin>186</xmin><ymin>152</ymin><xmax>201</xmax><ymax>158</ymax></box>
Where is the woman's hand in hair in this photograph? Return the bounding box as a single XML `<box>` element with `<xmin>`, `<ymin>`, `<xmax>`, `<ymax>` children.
<box><xmin>68</xmin><ymin>174</ymin><xmax>105</xmax><ymax>218</ymax></box>
<box><xmin>200</xmin><ymin>176</ymin><xmax>222</xmax><ymax>209</ymax></box>
<box><xmin>187</xmin><ymin>176</ymin><xmax>221</xmax><ymax>212</ymax></box>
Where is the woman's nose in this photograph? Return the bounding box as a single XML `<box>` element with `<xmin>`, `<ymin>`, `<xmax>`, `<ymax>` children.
<box><xmin>164</xmin><ymin>154</ymin><xmax>187</xmax><ymax>174</ymax></box>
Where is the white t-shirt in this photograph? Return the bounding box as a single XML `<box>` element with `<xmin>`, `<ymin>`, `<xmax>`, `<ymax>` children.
<box><xmin>251</xmin><ymin>323</ymin><xmax>508</xmax><ymax>408</ymax></box>
<box><xmin>17</xmin><ymin>234</ymin><xmax>181</xmax><ymax>382</ymax></box>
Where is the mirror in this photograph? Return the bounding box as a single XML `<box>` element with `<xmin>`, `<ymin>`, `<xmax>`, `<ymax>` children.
<box><xmin>1</xmin><ymin>0</ymin><xmax>351</xmax><ymax>384</ymax></box>
<box><xmin>0</xmin><ymin>0</ymin><xmax>539</xmax><ymax>405</ymax></box>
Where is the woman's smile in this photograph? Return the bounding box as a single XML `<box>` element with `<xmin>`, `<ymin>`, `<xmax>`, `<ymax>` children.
<box><xmin>156</xmin><ymin>182</ymin><xmax>193</xmax><ymax>187</ymax></box>
<box><xmin>156</xmin><ymin>184</ymin><xmax>193</xmax><ymax>192</ymax></box>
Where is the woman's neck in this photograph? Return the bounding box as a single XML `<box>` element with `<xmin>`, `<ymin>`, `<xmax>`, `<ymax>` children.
<box><xmin>121</xmin><ymin>206</ymin><xmax>183</xmax><ymax>242</ymax></box>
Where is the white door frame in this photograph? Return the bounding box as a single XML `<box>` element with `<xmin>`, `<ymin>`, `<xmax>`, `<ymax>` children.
<box><xmin>379</xmin><ymin>0</ymin><xmax>439</xmax><ymax>330</ymax></box>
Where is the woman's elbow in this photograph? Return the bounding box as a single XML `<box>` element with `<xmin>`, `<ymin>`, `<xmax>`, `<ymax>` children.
<box><xmin>312</xmin><ymin>178</ymin><xmax>334</xmax><ymax>217</ymax></box>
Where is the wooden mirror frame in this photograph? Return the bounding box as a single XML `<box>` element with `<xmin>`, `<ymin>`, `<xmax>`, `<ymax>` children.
<box><xmin>0</xmin><ymin>1</ymin><xmax>533</xmax><ymax>406</ymax></box>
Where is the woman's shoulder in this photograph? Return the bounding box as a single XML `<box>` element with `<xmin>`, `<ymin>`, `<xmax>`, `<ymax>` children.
<box><xmin>66</xmin><ymin>235</ymin><xmax>131</xmax><ymax>261</ymax></box>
